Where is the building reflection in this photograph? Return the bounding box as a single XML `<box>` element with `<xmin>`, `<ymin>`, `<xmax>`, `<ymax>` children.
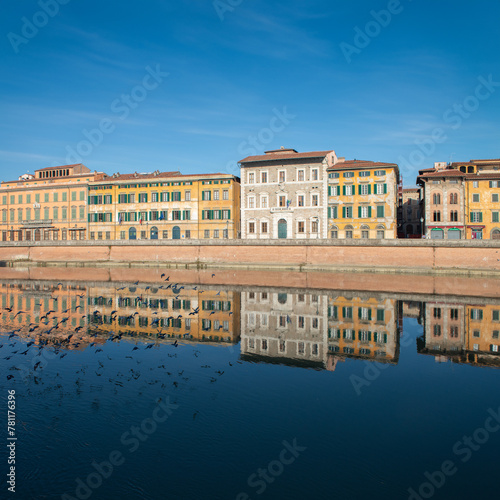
<box><xmin>86</xmin><ymin>283</ymin><xmax>240</xmax><ymax>344</ymax></box>
<box><xmin>0</xmin><ymin>281</ymin><xmax>241</xmax><ymax>347</ymax></box>
<box><xmin>418</xmin><ymin>301</ymin><xmax>500</xmax><ymax>368</ymax></box>
<box><xmin>240</xmin><ymin>290</ymin><xmax>401</xmax><ymax>370</ymax></box>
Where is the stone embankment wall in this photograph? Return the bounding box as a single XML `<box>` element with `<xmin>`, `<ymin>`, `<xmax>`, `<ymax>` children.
<box><xmin>1</xmin><ymin>239</ymin><xmax>500</xmax><ymax>276</ymax></box>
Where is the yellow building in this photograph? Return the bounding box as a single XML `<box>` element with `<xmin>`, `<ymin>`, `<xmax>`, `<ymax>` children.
<box><xmin>0</xmin><ymin>164</ymin><xmax>105</xmax><ymax>241</ymax></box>
<box><xmin>417</xmin><ymin>158</ymin><xmax>500</xmax><ymax>240</ymax></box>
<box><xmin>327</xmin><ymin>160</ymin><xmax>399</xmax><ymax>239</ymax></box>
<box><xmin>87</xmin><ymin>171</ymin><xmax>241</xmax><ymax>240</ymax></box>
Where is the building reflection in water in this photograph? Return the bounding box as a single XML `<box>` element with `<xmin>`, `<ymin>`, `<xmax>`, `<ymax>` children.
<box><xmin>1</xmin><ymin>280</ymin><xmax>499</xmax><ymax>370</ymax></box>
<box><xmin>0</xmin><ymin>281</ymin><xmax>241</xmax><ymax>348</ymax></box>
<box><xmin>418</xmin><ymin>300</ymin><xmax>500</xmax><ymax>368</ymax></box>
<box><xmin>240</xmin><ymin>290</ymin><xmax>402</xmax><ymax>371</ymax></box>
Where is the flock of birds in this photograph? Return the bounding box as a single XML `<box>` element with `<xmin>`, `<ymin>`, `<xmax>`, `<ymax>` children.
<box><xmin>1</xmin><ymin>273</ymin><xmax>242</xmax><ymax>401</ymax></box>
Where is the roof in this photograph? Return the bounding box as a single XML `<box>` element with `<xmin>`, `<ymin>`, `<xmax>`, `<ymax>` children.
<box><xmin>92</xmin><ymin>171</ymin><xmax>239</xmax><ymax>183</ymax></box>
<box><xmin>239</xmin><ymin>150</ymin><xmax>333</xmax><ymax>164</ymax></box>
<box><xmin>35</xmin><ymin>163</ymin><xmax>87</xmax><ymax>172</ymax></box>
<box><xmin>418</xmin><ymin>169</ymin><xmax>500</xmax><ymax>181</ymax></box>
<box><xmin>327</xmin><ymin>160</ymin><xmax>397</xmax><ymax>171</ymax></box>
<box><xmin>403</xmin><ymin>188</ymin><xmax>420</xmax><ymax>193</ymax></box>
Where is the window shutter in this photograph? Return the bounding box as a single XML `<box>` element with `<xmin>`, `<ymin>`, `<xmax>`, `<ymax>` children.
<box><xmin>368</xmin><ymin>207</ymin><xmax>372</xmax><ymax>218</ymax></box>
<box><xmin>374</xmin><ymin>332</ymin><xmax>378</xmax><ymax>342</ymax></box>
<box><xmin>368</xmin><ymin>185</ymin><xmax>371</xmax><ymax>195</ymax></box>
<box><xmin>87</xmin><ymin>214</ymin><xmax>91</xmax><ymax>222</ymax></box>
<box><xmin>358</xmin><ymin>185</ymin><xmax>362</xmax><ymax>195</ymax></box>
<box><xmin>342</xmin><ymin>307</ymin><xmax>346</xmax><ymax>317</ymax></box>
<box><xmin>479</xmin><ymin>212</ymin><xmax>483</xmax><ymax>222</ymax></box>
<box><xmin>202</xmin><ymin>211</ymin><xmax>205</xmax><ymax>220</ymax></box>
<box><xmin>342</xmin><ymin>329</ymin><xmax>346</xmax><ymax>339</ymax></box>
<box><xmin>358</xmin><ymin>308</ymin><xmax>361</xmax><ymax>319</ymax></box>
<box><xmin>343</xmin><ymin>185</ymin><xmax>346</xmax><ymax>196</ymax></box>
<box><xmin>384</xmin><ymin>334</ymin><xmax>388</xmax><ymax>343</ymax></box>
<box><xmin>328</xmin><ymin>207</ymin><xmax>331</xmax><ymax>218</ymax></box>
<box><xmin>384</xmin><ymin>184</ymin><xmax>387</xmax><ymax>194</ymax></box>
<box><xmin>368</xmin><ymin>309</ymin><xmax>372</xmax><ymax>320</ymax></box>
<box><xmin>328</xmin><ymin>186</ymin><xmax>331</xmax><ymax>196</ymax></box>
<box><xmin>342</xmin><ymin>206</ymin><xmax>346</xmax><ymax>218</ymax></box>
<box><xmin>88</xmin><ymin>196</ymin><xmax>91</xmax><ymax>205</ymax></box>
<box><xmin>358</xmin><ymin>206</ymin><xmax>362</xmax><ymax>218</ymax></box>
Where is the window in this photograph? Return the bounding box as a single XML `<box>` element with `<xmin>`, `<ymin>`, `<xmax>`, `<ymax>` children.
<box><xmin>298</xmin><ymin>195</ymin><xmax>304</xmax><ymax>207</ymax></box>
<box><xmin>433</xmin><ymin>324</ymin><xmax>441</xmax><ymax>337</ymax></box>
<box><xmin>298</xmin><ymin>170</ymin><xmax>305</xmax><ymax>182</ymax></box>
<box><xmin>376</xmin><ymin>229</ymin><xmax>384</xmax><ymax>239</ymax></box>
<box><xmin>279</xmin><ymin>196</ymin><xmax>286</xmax><ymax>207</ymax></box>
<box><xmin>376</xmin><ymin>205</ymin><xmax>385</xmax><ymax>218</ymax></box>
<box><xmin>248</xmin><ymin>222</ymin><xmax>255</xmax><ymax>234</ymax></box>
<box><xmin>450</xmin><ymin>193</ymin><xmax>458</xmax><ymax>204</ymax></box>
<box><xmin>450</xmin><ymin>326</ymin><xmax>459</xmax><ymax>338</ymax></box>
<box><xmin>433</xmin><ymin>211</ymin><xmax>441</xmax><ymax>222</ymax></box>
<box><xmin>344</xmin><ymin>185</ymin><xmax>354</xmax><ymax>196</ymax></box>
<box><xmin>472</xmin><ymin>194</ymin><xmax>480</xmax><ymax>203</ymax></box>
<box><xmin>223</xmin><ymin>190</ymin><xmax>229</xmax><ymax>200</ymax></box>
<box><xmin>261</xmin><ymin>196</ymin><xmax>268</xmax><ymax>208</ymax></box>
<box><xmin>298</xmin><ymin>221</ymin><xmax>305</xmax><ymax>233</ymax></box>
<box><xmin>329</xmin><ymin>206</ymin><xmax>338</xmax><ymax>219</ymax></box>
<box><xmin>343</xmin><ymin>172</ymin><xmax>354</xmax><ymax>178</ymax></box>
<box><xmin>433</xmin><ymin>307</ymin><xmax>441</xmax><ymax>318</ymax></box>
<box><xmin>185</xmin><ymin>230</ymin><xmax>191</xmax><ymax>239</ymax></box>
<box><xmin>360</xmin><ymin>206</ymin><xmax>369</xmax><ymax>218</ymax></box>
<box><xmin>492</xmin><ymin>310</ymin><xmax>500</xmax><ymax>321</ymax></box>
<box><xmin>359</xmin><ymin>171</ymin><xmax>370</xmax><ymax>177</ymax></box>
<box><xmin>312</xmin><ymin>169</ymin><xmax>318</xmax><ymax>181</ymax></box>
<box><xmin>185</xmin><ymin>190</ymin><xmax>191</xmax><ymax>201</ymax></box>
<box><xmin>172</xmin><ymin>191</ymin><xmax>181</xmax><ymax>202</ymax></box>
<box><xmin>493</xmin><ymin>212</ymin><xmax>499</xmax><ymax>223</ymax></box>
<box><xmin>312</xmin><ymin>194</ymin><xmax>318</xmax><ymax>206</ymax></box>
<box><xmin>362</xmin><ymin>230</ymin><xmax>369</xmax><ymax>239</ymax></box>
<box><xmin>71</xmin><ymin>192</ymin><xmax>76</xmax><ymax>201</ymax></box>
<box><xmin>213</xmin><ymin>230</ymin><xmax>219</xmax><ymax>239</ymax></box>
<box><xmin>329</xmin><ymin>172</ymin><xmax>340</xmax><ymax>179</ymax></box>
<box><xmin>344</xmin><ymin>206</ymin><xmax>353</xmax><ymax>218</ymax></box>
<box><xmin>261</xmin><ymin>222</ymin><xmax>268</xmax><ymax>233</ymax></box>
<box><xmin>493</xmin><ymin>193</ymin><xmax>499</xmax><ymax>203</ymax></box>
<box><xmin>202</xmin><ymin>190</ymin><xmax>211</xmax><ymax>201</ymax></box>
<box><xmin>261</xmin><ymin>172</ymin><xmax>267</xmax><ymax>183</ymax></box>
<box><xmin>162</xmin><ymin>230</ymin><xmax>168</xmax><ymax>239</ymax></box>
<box><xmin>375</xmin><ymin>183</ymin><xmax>386</xmax><ymax>195</ymax></box>
<box><xmin>279</xmin><ymin>171</ymin><xmax>285</xmax><ymax>183</ymax></box>
<box><xmin>330</xmin><ymin>230</ymin><xmax>338</xmax><ymax>238</ymax></box>
<box><xmin>248</xmin><ymin>172</ymin><xmax>255</xmax><ymax>183</ymax></box>
<box><xmin>248</xmin><ymin>197</ymin><xmax>255</xmax><ymax>209</ymax></box>
<box><xmin>360</xmin><ymin>184</ymin><xmax>370</xmax><ymax>195</ymax></box>
<box><xmin>204</xmin><ymin>230</ymin><xmax>210</xmax><ymax>239</ymax></box>
<box><xmin>473</xmin><ymin>181</ymin><xmax>479</xmax><ymax>188</ymax></box>
<box><xmin>139</xmin><ymin>193</ymin><xmax>147</xmax><ymax>203</ymax></box>
<box><xmin>213</xmin><ymin>190</ymin><xmax>220</xmax><ymax>201</ymax></box>
<box><xmin>470</xmin><ymin>212</ymin><xmax>482</xmax><ymax>223</ymax></box>
<box><xmin>375</xmin><ymin>170</ymin><xmax>386</xmax><ymax>176</ymax></box>
<box><xmin>471</xmin><ymin>308</ymin><xmax>483</xmax><ymax>320</ymax></box>
<box><xmin>151</xmin><ymin>192</ymin><xmax>158</xmax><ymax>202</ymax></box>
<box><xmin>450</xmin><ymin>211</ymin><xmax>458</xmax><ymax>222</ymax></box>
<box><xmin>311</xmin><ymin>220</ymin><xmax>318</xmax><ymax>233</ymax></box>
<box><xmin>433</xmin><ymin>193</ymin><xmax>441</xmax><ymax>204</ymax></box>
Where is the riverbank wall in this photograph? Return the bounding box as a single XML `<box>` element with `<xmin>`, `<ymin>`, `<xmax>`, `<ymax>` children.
<box><xmin>1</xmin><ymin>239</ymin><xmax>500</xmax><ymax>277</ymax></box>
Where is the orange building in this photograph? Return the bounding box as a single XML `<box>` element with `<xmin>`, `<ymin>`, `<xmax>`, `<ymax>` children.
<box><xmin>0</xmin><ymin>164</ymin><xmax>106</xmax><ymax>241</ymax></box>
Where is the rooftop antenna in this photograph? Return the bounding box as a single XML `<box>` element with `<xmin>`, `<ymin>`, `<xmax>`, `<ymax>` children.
<box><xmin>449</xmin><ymin>153</ymin><xmax>455</xmax><ymax>164</ymax></box>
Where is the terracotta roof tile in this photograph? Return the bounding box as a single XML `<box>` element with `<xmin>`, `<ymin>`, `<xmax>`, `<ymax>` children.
<box><xmin>239</xmin><ymin>150</ymin><xmax>333</xmax><ymax>164</ymax></box>
<box><xmin>327</xmin><ymin>160</ymin><xmax>397</xmax><ymax>171</ymax></box>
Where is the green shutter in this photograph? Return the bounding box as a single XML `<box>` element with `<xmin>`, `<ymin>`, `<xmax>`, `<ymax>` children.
<box><xmin>368</xmin><ymin>185</ymin><xmax>371</xmax><ymax>195</ymax></box>
<box><xmin>384</xmin><ymin>184</ymin><xmax>387</xmax><ymax>194</ymax></box>
<box><xmin>358</xmin><ymin>185</ymin><xmax>362</xmax><ymax>195</ymax></box>
<box><xmin>88</xmin><ymin>196</ymin><xmax>91</xmax><ymax>205</ymax></box>
<box><xmin>358</xmin><ymin>308</ymin><xmax>361</xmax><ymax>319</ymax></box>
<box><xmin>368</xmin><ymin>309</ymin><xmax>372</xmax><ymax>320</ymax></box>
<box><xmin>328</xmin><ymin>186</ymin><xmax>331</xmax><ymax>196</ymax></box>
<box><xmin>342</xmin><ymin>206</ymin><xmax>346</xmax><ymax>218</ymax></box>
<box><xmin>343</xmin><ymin>185</ymin><xmax>346</xmax><ymax>196</ymax></box>
<box><xmin>88</xmin><ymin>214</ymin><xmax>91</xmax><ymax>222</ymax></box>
<box><xmin>374</xmin><ymin>332</ymin><xmax>378</xmax><ymax>342</ymax></box>
<box><xmin>328</xmin><ymin>207</ymin><xmax>331</xmax><ymax>218</ymax></box>
<box><xmin>358</xmin><ymin>206</ymin><xmax>362</xmax><ymax>218</ymax></box>
<box><xmin>227</xmin><ymin>210</ymin><xmax>230</xmax><ymax>219</ymax></box>
<box><xmin>479</xmin><ymin>212</ymin><xmax>483</xmax><ymax>222</ymax></box>
<box><xmin>368</xmin><ymin>207</ymin><xmax>372</xmax><ymax>218</ymax></box>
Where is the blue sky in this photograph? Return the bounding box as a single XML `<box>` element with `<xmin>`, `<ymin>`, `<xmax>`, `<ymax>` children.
<box><xmin>1</xmin><ymin>0</ymin><xmax>499</xmax><ymax>186</ymax></box>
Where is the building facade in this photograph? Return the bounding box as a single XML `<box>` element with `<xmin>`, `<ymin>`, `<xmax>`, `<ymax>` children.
<box><xmin>87</xmin><ymin>171</ymin><xmax>240</xmax><ymax>240</ymax></box>
<box><xmin>0</xmin><ymin>164</ymin><xmax>105</xmax><ymax>242</ymax></box>
<box><xmin>398</xmin><ymin>188</ymin><xmax>422</xmax><ymax>238</ymax></box>
<box><xmin>327</xmin><ymin>160</ymin><xmax>400</xmax><ymax>239</ymax></box>
<box><xmin>239</xmin><ymin>148</ymin><xmax>338</xmax><ymax>239</ymax></box>
<box><xmin>417</xmin><ymin>159</ymin><xmax>500</xmax><ymax>239</ymax></box>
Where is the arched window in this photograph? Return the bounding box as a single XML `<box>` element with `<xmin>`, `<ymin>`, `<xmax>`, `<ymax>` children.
<box><xmin>433</xmin><ymin>211</ymin><xmax>441</xmax><ymax>222</ymax></box>
<box><xmin>450</xmin><ymin>211</ymin><xmax>458</xmax><ymax>222</ymax></box>
<box><xmin>450</xmin><ymin>193</ymin><xmax>458</xmax><ymax>204</ymax></box>
<box><xmin>432</xmin><ymin>193</ymin><xmax>441</xmax><ymax>205</ymax></box>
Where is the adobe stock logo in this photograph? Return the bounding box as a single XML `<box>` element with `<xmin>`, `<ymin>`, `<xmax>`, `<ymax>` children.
<box><xmin>7</xmin><ymin>0</ymin><xmax>71</xmax><ymax>54</ymax></box>
<box><xmin>65</xmin><ymin>65</ymin><xmax>168</xmax><ymax>164</ymax></box>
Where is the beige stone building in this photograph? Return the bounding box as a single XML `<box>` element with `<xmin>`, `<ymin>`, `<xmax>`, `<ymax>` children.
<box><xmin>239</xmin><ymin>148</ymin><xmax>338</xmax><ymax>239</ymax></box>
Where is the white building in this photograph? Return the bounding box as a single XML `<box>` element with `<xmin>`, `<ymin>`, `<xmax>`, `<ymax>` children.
<box><xmin>239</xmin><ymin>148</ymin><xmax>338</xmax><ymax>239</ymax></box>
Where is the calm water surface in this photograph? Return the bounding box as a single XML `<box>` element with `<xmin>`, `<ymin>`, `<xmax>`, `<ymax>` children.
<box><xmin>1</xmin><ymin>278</ymin><xmax>499</xmax><ymax>500</ymax></box>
